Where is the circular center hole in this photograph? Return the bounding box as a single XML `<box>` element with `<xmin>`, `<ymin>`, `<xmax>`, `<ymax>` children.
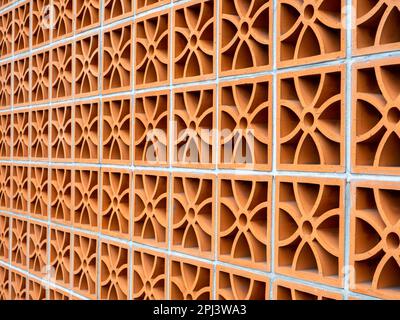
<box><xmin>83</xmin><ymin>259</ymin><xmax>88</xmax><ymax>269</ymax></box>
<box><xmin>302</xmin><ymin>221</ymin><xmax>313</xmax><ymax>235</ymax></box>
<box><xmin>113</xmin><ymin>54</ymin><xmax>119</xmax><ymax>64</ymax></box>
<box><xmin>112</xmin><ymin>197</ymin><xmax>118</xmax><ymax>207</ymax></box>
<box><xmin>148</xmin><ymin>123</ymin><xmax>154</xmax><ymax>131</ymax></box>
<box><xmin>187</xmin><ymin>293</ymin><xmax>193</xmax><ymax>300</ymax></box>
<box><xmin>239</xmin><ymin>117</ymin><xmax>248</xmax><ymax>129</ymax></box>
<box><xmin>84</xmin><ymin>60</ymin><xmax>89</xmax><ymax>69</ymax></box>
<box><xmin>388</xmin><ymin>107</ymin><xmax>400</xmax><ymax>124</ymax></box>
<box><xmin>59</xmin><ymin>128</ymin><xmax>64</xmax><ymax>138</ymax></box>
<box><xmin>189</xmin><ymin>121</ymin><xmax>196</xmax><ymax>131</ymax></box>
<box><xmin>149</xmin><ymin>44</ymin><xmax>155</xmax><ymax>56</ymax></box>
<box><xmin>84</xmin><ymin>127</ymin><xmax>89</xmax><ymax>136</ymax></box>
<box><xmin>58</xmin><ymin>250</ymin><xmax>63</xmax><ymax>259</ymax></box>
<box><xmin>145</xmin><ymin>281</ymin><xmax>151</xmax><ymax>292</ymax></box>
<box><xmin>304</xmin><ymin>112</ymin><xmax>314</xmax><ymax>127</ymax></box>
<box><xmin>58</xmin><ymin>190</ymin><xmax>63</xmax><ymax>198</ymax></box>
<box><xmin>304</xmin><ymin>4</ymin><xmax>315</xmax><ymax>20</ymax></box>
<box><xmin>147</xmin><ymin>202</ymin><xmax>153</xmax><ymax>213</ymax></box>
<box><xmin>111</xmin><ymin>270</ymin><xmax>117</xmax><ymax>281</ymax></box>
<box><xmin>113</xmin><ymin>125</ymin><xmax>119</xmax><ymax>136</ymax></box>
<box><xmin>239</xmin><ymin>213</ymin><xmax>247</xmax><ymax>227</ymax></box>
<box><xmin>386</xmin><ymin>232</ymin><xmax>400</xmax><ymax>249</ymax></box>
<box><xmin>190</xmin><ymin>34</ymin><xmax>197</xmax><ymax>47</ymax></box>
<box><xmin>188</xmin><ymin>208</ymin><xmax>195</xmax><ymax>220</ymax></box>
<box><xmin>36</xmin><ymin>186</ymin><xmax>41</xmax><ymax>194</ymax></box>
<box><xmin>240</xmin><ymin>22</ymin><xmax>249</xmax><ymax>35</ymax></box>
<box><xmin>83</xmin><ymin>193</ymin><xmax>89</xmax><ymax>202</ymax></box>
<box><xmin>35</xmin><ymin>244</ymin><xmax>40</xmax><ymax>251</ymax></box>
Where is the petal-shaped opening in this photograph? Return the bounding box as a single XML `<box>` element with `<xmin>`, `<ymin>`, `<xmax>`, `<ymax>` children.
<box><xmin>379</xmin><ymin>7</ymin><xmax>400</xmax><ymax>46</ymax></box>
<box><xmin>379</xmin><ymin>132</ymin><xmax>400</xmax><ymax>167</ymax></box>
<box><xmin>354</xmin><ymin>217</ymin><xmax>382</xmax><ymax>255</ymax></box>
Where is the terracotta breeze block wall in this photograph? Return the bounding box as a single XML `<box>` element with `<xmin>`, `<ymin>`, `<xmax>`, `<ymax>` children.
<box><xmin>0</xmin><ymin>0</ymin><xmax>399</xmax><ymax>301</ymax></box>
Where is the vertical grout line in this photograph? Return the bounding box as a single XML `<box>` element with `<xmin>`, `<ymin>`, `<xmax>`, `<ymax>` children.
<box><xmin>166</xmin><ymin>1</ymin><xmax>174</xmax><ymax>301</ymax></box>
<box><xmin>212</xmin><ymin>0</ymin><xmax>220</xmax><ymax>301</ymax></box>
<box><xmin>343</xmin><ymin>0</ymin><xmax>353</xmax><ymax>300</ymax></box>
<box><xmin>269</xmin><ymin>0</ymin><xmax>278</xmax><ymax>300</ymax></box>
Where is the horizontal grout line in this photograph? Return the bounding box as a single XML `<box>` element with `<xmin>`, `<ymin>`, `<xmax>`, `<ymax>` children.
<box><xmin>1</xmin><ymin>159</ymin><xmax>400</xmax><ymax>181</ymax></box>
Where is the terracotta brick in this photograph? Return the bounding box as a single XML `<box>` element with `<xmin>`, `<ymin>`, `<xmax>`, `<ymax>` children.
<box><xmin>135</xmin><ymin>10</ymin><xmax>170</xmax><ymax>89</ymax></box>
<box><xmin>10</xmin><ymin>270</ymin><xmax>27</xmax><ymax>300</ymax></box>
<box><xmin>101</xmin><ymin>168</ymin><xmax>131</xmax><ymax>240</ymax></box>
<box><xmin>75</xmin><ymin>0</ymin><xmax>100</xmax><ymax>33</ymax></box>
<box><xmin>31</xmin><ymin>106</ymin><xmax>50</xmax><ymax>160</ymax></box>
<box><xmin>170</xmin><ymin>257</ymin><xmax>213</xmax><ymax>300</ymax></box>
<box><xmin>0</xmin><ymin>112</ymin><xmax>11</xmax><ymax>158</ymax></box>
<box><xmin>29</xmin><ymin>165</ymin><xmax>49</xmax><ymax>220</ymax></box>
<box><xmin>134</xmin><ymin>90</ymin><xmax>169</xmax><ymax>166</ymax></box>
<box><xmin>217</xmin><ymin>266</ymin><xmax>269</xmax><ymax>300</ymax></box>
<box><xmin>13</xmin><ymin>57</ymin><xmax>30</xmax><ymax>106</ymax></box>
<box><xmin>73</xmin><ymin>231</ymin><xmax>98</xmax><ymax>299</ymax></box>
<box><xmin>354</xmin><ymin>0</ymin><xmax>400</xmax><ymax>56</ymax></box>
<box><xmin>50</xmin><ymin>167</ymin><xmax>73</xmax><ymax>225</ymax></box>
<box><xmin>75</xmin><ymin>100</ymin><xmax>99</xmax><ymax>162</ymax></box>
<box><xmin>173</xmin><ymin>0</ymin><xmax>216</xmax><ymax>83</ymax></box>
<box><xmin>32</xmin><ymin>0</ymin><xmax>51</xmax><ymax>48</ymax></box>
<box><xmin>28</xmin><ymin>279</ymin><xmax>46</xmax><ymax>300</ymax></box>
<box><xmin>11</xmin><ymin>165</ymin><xmax>29</xmax><ymax>214</ymax></box>
<box><xmin>352</xmin><ymin>57</ymin><xmax>400</xmax><ymax>175</ymax></box>
<box><xmin>51</xmin><ymin>43</ymin><xmax>73</xmax><ymax>100</ymax></box>
<box><xmin>275</xmin><ymin>177</ymin><xmax>345</xmax><ymax>287</ymax></box>
<box><xmin>220</xmin><ymin>0</ymin><xmax>272</xmax><ymax>76</ymax></box>
<box><xmin>132</xmin><ymin>247</ymin><xmax>166</xmax><ymax>300</ymax></box>
<box><xmin>100</xmin><ymin>240</ymin><xmax>129</xmax><ymax>300</ymax></box>
<box><xmin>351</xmin><ymin>181</ymin><xmax>400</xmax><ymax>299</ymax></box>
<box><xmin>75</xmin><ymin>34</ymin><xmax>99</xmax><ymax>97</ymax></box>
<box><xmin>13</xmin><ymin>1</ymin><xmax>30</xmax><ymax>54</ymax></box>
<box><xmin>173</xmin><ymin>85</ymin><xmax>216</xmax><ymax>168</ymax></box>
<box><xmin>0</xmin><ymin>265</ymin><xmax>10</xmax><ymax>300</ymax></box>
<box><xmin>102</xmin><ymin>96</ymin><xmax>132</xmax><ymax>164</ymax></box>
<box><xmin>219</xmin><ymin>76</ymin><xmax>272</xmax><ymax>170</ymax></box>
<box><xmin>133</xmin><ymin>171</ymin><xmax>169</xmax><ymax>247</ymax></box>
<box><xmin>104</xmin><ymin>0</ymin><xmax>133</xmax><ymax>24</ymax></box>
<box><xmin>136</xmin><ymin>0</ymin><xmax>169</xmax><ymax>14</ymax></box>
<box><xmin>31</xmin><ymin>49</ymin><xmax>51</xmax><ymax>103</ymax></box>
<box><xmin>218</xmin><ymin>175</ymin><xmax>271</xmax><ymax>271</ymax></box>
<box><xmin>0</xmin><ymin>164</ymin><xmax>11</xmax><ymax>210</ymax></box>
<box><xmin>49</xmin><ymin>287</ymin><xmax>70</xmax><ymax>300</ymax></box>
<box><xmin>0</xmin><ymin>213</ymin><xmax>10</xmax><ymax>262</ymax></box>
<box><xmin>74</xmin><ymin>168</ymin><xmax>99</xmax><ymax>231</ymax></box>
<box><xmin>28</xmin><ymin>221</ymin><xmax>48</xmax><ymax>277</ymax></box>
<box><xmin>49</xmin><ymin>226</ymin><xmax>71</xmax><ymax>287</ymax></box>
<box><xmin>0</xmin><ymin>62</ymin><xmax>12</xmax><ymax>108</ymax></box>
<box><xmin>13</xmin><ymin>109</ymin><xmax>30</xmax><ymax>159</ymax></box>
<box><xmin>51</xmin><ymin>104</ymin><xmax>73</xmax><ymax>161</ymax></box>
<box><xmin>11</xmin><ymin>217</ymin><xmax>28</xmax><ymax>269</ymax></box>
<box><xmin>278</xmin><ymin>0</ymin><xmax>345</xmax><ymax>67</ymax></box>
<box><xmin>0</xmin><ymin>9</ymin><xmax>12</xmax><ymax>58</ymax></box>
<box><xmin>278</xmin><ymin>66</ymin><xmax>345</xmax><ymax>172</ymax></box>
<box><xmin>172</xmin><ymin>173</ymin><xmax>215</xmax><ymax>259</ymax></box>
<box><xmin>52</xmin><ymin>0</ymin><xmax>74</xmax><ymax>41</ymax></box>
<box><xmin>274</xmin><ymin>279</ymin><xmax>342</xmax><ymax>300</ymax></box>
<box><xmin>102</xmin><ymin>23</ymin><xmax>132</xmax><ymax>93</ymax></box>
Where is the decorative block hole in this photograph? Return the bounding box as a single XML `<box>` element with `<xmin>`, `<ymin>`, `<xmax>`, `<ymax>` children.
<box><xmin>172</xmin><ymin>173</ymin><xmax>215</xmax><ymax>259</ymax></box>
<box><xmin>220</xmin><ymin>0</ymin><xmax>272</xmax><ymax>76</ymax></box>
<box><xmin>101</xmin><ymin>168</ymin><xmax>131</xmax><ymax>239</ymax></box>
<box><xmin>134</xmin><ymin>91</ymin><xmax>169</xmax><ymax>166</ymax></box>
<box><xmin>132</xmin><ymin>247</ymin><xmax>166</xmax><ymax>300</ymax></box>
<box><xmin>219</xmin><ymin>76</ymin><xmax>272</xmax><ymax>170</ymax></box>
<box><xmin>133</xmin><ymin>171</ymin><xmax>169</xmax><ymax>247</ymax></box>
<box><xmin>275</xmin><ymin>177</ymin><xmax>345</xmax><ymax>287</ymax></box>
<box><xmin>100</xmin><ymin>240</ymin><xmax>129</xmax><ymax>300</ymax></box>
<box><xmin>218</xmin><ymin>175</ymin><xmax>271</xmax><ymax>271</ymax></box>
<box><xmin>135</xmin><ymin>10</ymin><xmax>170</xmax><ymax>89</ymax></box>
<box><xmin>278</xmin><ymin>66</ymin><xmax>345</xmax><ymax>172</ymax></box>
<box><xmin>217</xmin><ymin>266</ymin><xmax>269</xmax><ymax>300</ymax></box>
